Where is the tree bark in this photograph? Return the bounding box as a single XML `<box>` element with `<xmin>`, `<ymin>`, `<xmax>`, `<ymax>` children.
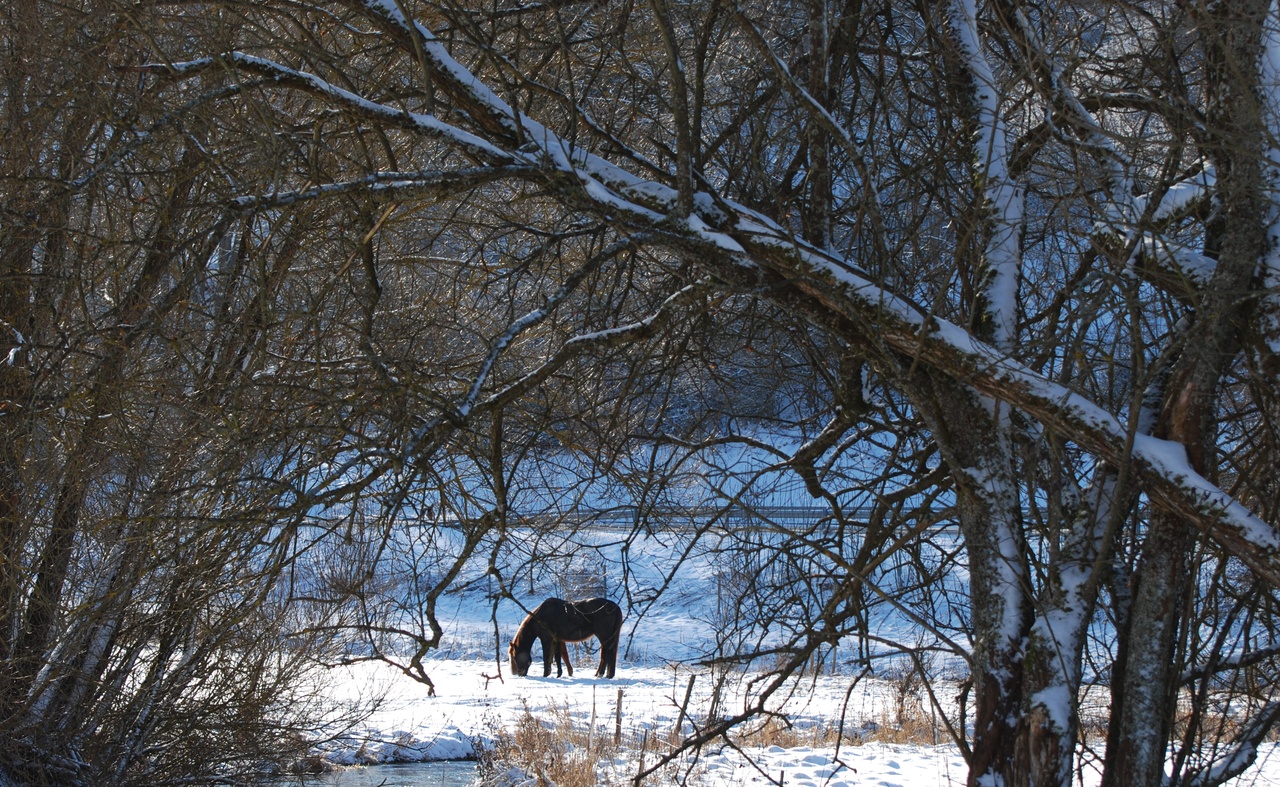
<box><xmin>1103</xmin><ymin>2</ymin><xmax>1270</xmax><ymax>784</ymax></box>
<box><xmin>902</xmin><ymin>365</ymin><xmax>1031</xmax><ymax>786</ymax></box>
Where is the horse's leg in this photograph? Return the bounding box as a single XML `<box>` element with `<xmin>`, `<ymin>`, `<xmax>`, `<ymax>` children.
<box><xmin>603</xmin><ymin>618</ymin><xmax>622</xmax><ymax>678</ymax></box>
<box><xmin>559</xmin><ymin>641</ymin><xmax>573</xmax><ymax>677</ymax></box>
<box><xmin>541</xmin><ymin>634</ymin><xmax>554</xmax><ymax>677</ymax></box>
<box><xmin>592</xmin><ymin>633</ymin><xmax>606</xmax><ymax>677</ymax></box>
<box><xmin>599</xmin><ymin>637</ymin><xmax>613</xmax><ymax>678</ymax></box>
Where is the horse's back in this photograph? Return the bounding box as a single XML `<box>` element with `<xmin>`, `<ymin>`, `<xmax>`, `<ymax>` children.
<box><xmin>571</xmin><ymin>597</ymin><xmax>623</xmax><ymax>633</ymax></box>
<box><xmin>531</xmin><ymin>597</ymin><xmax>569</xmax><ymax>617</ymax></box>
<box><xmin>572</xmin><ymin>597</ymin><xmax>619</xmax><ymax>612</ymax></box>
<box><xmin>530</xmin><ymin>597</ymin><xmax>622</xmax><ymax>638</ymax></box>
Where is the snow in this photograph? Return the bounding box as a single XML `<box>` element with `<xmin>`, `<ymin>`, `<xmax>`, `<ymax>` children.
<box><xmin>1137</xmin><ymin>167</ymin><xmax>1215</xmax><ymax>223</ymax></box>
<box><xmin>580</xmin><ymin>176</ymin><xmax>665</xmax><ymax>222</ymax></box>
<box><xmin>290</xmin><ymin>520</ymin><xmax>1280</xmax><ymax>786</ymax></box>
<box><xmin>1134</xmin><ymin>236</ymin><xmax>1216</xmax><ymax>288</ymax></box>
<box><xmin>309</xmin><ymin>657</ymin><xmax>1280</xmax><ymax>786</ymax></box>
<box><xmin>686</xmin><ymin>213</ymin><xmax>746</xmax><ymax>254</ymax></box>
<box><xmin>313</xmin><ymin>658</ymin><xmax>978</xmax><ymax>785</ymax></box>
<box><xmin>287</xmin><ymin>518</ymin><xmax>975</xmax><ymax>783</ymax></box>
<box><xmin>948</xmin><ymin>0</ymin><xmax>1023</xmax><ymax>351</ymax></box>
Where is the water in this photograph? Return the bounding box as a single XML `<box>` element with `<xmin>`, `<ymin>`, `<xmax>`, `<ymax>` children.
<box><xmin>287</xmin><ymin>761</ymin><xmax>478</xmax><ymax>787</ymax></box>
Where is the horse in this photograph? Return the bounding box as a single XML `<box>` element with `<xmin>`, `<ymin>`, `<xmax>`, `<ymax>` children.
<box><xmin>508</xmin><ymin>597</ymin><xmax>624</xmax><ymax>678</ymax></box>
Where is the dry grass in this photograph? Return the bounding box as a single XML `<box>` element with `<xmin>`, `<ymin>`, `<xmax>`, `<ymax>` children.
<box><xmin>860</xmin><ymin>705</ymin><xmax>949</xmax><ymax>745</ymax></box>
<box><xmin>474</xmin><ymin>699</ymin><xmax>731</xmax><ymax>786</ymax></box>
<box><xmin>1172</xmin><ymin>687</ymin><xmax>1280</xmax><ymax>747</ymax></box>
<box><xmin>861</xmin><ymin>668</ymin><xmax>951</xmax><ymax>745</ymax></box>
<box><xmin>724</xmin><ymin>714</ymin><xmax>847</xmax><ymax>749</ymax></box>
<box><xmin>475</xmin><ymin>672</ymin><xmax>958</xmax><ymax>787</ymax></box>
<box><xmin>720</xmin><ymin>668</ymin><xmax>956</xmax><ymax>748</ymax></box>
<box><xmin>476</xmin><ymin>701</ymin><xmax>621</xmax><ymax>787</ymax></box>
<box><xmin>474</xmin><ymin>673</ymin><xmax>1280</xmax><ymax>786</ymax></box>
<box><xmin>474</xmin><ymin>701</ymin><xmax>951</xmax><ymax>787</ymax></box>
<box><xmin>481</xmin><ymin>669</ymin><xmax>960</xmax><ymax>784</ymax></box>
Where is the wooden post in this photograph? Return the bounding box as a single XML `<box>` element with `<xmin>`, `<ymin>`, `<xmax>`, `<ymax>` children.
<box><xmin>707</xmin><ymin>669</ymin><xmax>723</xmax><ymax>726</ymax></box>
<box><xmin>615</xmin><ymin>688</ymin><xmax>624</xmax><ymax>744</ymax></box>
<box><xmin>588</xmin><ymin>685</ymin><xmax>597</xmax><ymax>755</ymax></box>
<box><xmin>673</xmin><ymin>673</ymin><xmax>696</xmax><ymax>738</ymax></box>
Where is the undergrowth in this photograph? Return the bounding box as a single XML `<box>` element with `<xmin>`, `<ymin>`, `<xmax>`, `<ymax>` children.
<box><xmin>476</xmin><ymin>700</ymin><xmax>623</xmax><ymax>787</ymax></box>
<box><xmin>473</xmin><ymin>670</ymin><xmax>958</xmax><ymax>786</ymax></box>
<box><xmin>472</xmin><ymin>671</ymin><xmax>1280</xmax><ymax>786</ymax></box>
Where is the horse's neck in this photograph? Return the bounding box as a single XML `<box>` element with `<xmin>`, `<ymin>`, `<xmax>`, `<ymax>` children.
<box><xmin>515</xmin><ymin>617</ymin><xmax>548</xmax><ymax>647</ymax></box>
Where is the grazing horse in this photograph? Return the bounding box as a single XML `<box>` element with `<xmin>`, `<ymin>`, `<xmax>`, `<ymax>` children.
<box><xmin>508</xmin><ymin>597</ymin><xmax>624</xmax><ymax>678</ymax></box>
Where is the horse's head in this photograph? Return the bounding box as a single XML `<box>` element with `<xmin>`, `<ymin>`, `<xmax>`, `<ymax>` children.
<box><xmin>508</xmin><ymin>640</ymin><xmax>532</xmax><ymax>676</ymax></box>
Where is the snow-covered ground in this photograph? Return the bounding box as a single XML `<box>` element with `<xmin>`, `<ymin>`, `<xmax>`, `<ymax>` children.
<box><xmin>294</xmin><ymin>524</ymin><xmax>1280</xmax><ymax>785</ymax></box>
<box><xmin>309</xmin><ymin>657</ymin><xmax>1280</xmax><ymax>786</ymax></box>
<box><xmin>313</xmin><ymin>657</ymin><xmax>975</xmax><ymax>785</ymax></box>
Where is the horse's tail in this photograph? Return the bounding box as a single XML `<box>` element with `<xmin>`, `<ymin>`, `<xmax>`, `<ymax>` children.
<box><xmin>608</xmin><ymin>600</ymin><xmax>624</xmax><ymax>643</ymax></box>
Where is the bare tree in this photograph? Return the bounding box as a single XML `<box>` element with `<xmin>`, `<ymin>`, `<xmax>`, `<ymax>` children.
<box><xmin>7</xmin><ymin>0</ymin><xmax>1280</xmax><ymax>786</ymax></box>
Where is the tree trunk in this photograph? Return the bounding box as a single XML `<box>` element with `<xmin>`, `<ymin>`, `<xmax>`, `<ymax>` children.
<box><xmin>1014</xmin><ymin>469</ymin><xmax>1124</xmax><ymax>787</ymax></box>
<box><xmin>903</xmin><ymin>367</ymin><xmax>1031</xmax><ymax>786</ymax></box>
<box><xmin>1103</xmin><ymin>3</ymin><xmax>1269</xmax><ymax>784</ymax></box>
<box><xmin>1103</xmin><ymin>510</ymin><xmax>1195</xmax><ymax>787</ymax></box>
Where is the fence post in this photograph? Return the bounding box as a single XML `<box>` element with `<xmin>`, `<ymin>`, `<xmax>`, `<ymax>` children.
<box><xmin>589</xmin><ymin>685</ymin><xmax>597</xmax><ymax>754</ymax></box>
<box><xmin>673</xmin><ymin>673</ymin><xmax>696</xmax><ymax>739</ymax></box>
<box><xmin>615</xmin><ymin>688</ymin><xmax>624</xmax><ymax>744</ymax></box>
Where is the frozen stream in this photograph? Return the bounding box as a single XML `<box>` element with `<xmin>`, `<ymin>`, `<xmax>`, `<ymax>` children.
<box><xmin>287</xmin><ymin>761</ymin><xmax>477</xmax><ymax>787</ymax></box>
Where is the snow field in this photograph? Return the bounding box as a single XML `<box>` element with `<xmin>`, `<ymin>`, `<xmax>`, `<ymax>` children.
<box><xmin>309</xmin><ymin>656</ymin><xmax>1280</xmax><ymax>786</ymax></box>
<box><xmin>315</xmin><ymin>657</ymin><xmax>974</xmax><ymax>785</ymax></box>
<box><xmin>300</xmin><ymin>524</ymin><xmax>1280</xmax><ymax>785</ymax></box>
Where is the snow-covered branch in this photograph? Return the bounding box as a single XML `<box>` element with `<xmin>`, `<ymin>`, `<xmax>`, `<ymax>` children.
<box><xmin>1180</xmin><ymin>701</ymin><xmax>1280</xmax><ymax>787</ymax></box>
<box><xmin>458</xmin><ymin>235</ymin><xmax>644</xmax><ymax>420</ymax></box>
<box><xmin>949</xmin><ymin>0</ymin><xmax>1023</xmax><ymax>350</ymax></box>
<box><xmin>1129</xmin><ymin>235</ymin><xmax>1217</xmax><ymax>298</ymax></box>
<box><xmin>163</xmin><ymin>0</ymin><xmax>1280</xmax><ymax>586</ymax></box>
<box><xmin>150</xmin><ymin>53</ymin><xmax>522</xmax><ymax>165</ymax></box>
<box><xmin>726</xmin><ymin>223</ymin><xmax>1280</xmax><ymax>581</ymax></box>
<box><xmin>229</xmin><ymin>167</ymin><xmax>535</xmax><ymax>210</ymax></box>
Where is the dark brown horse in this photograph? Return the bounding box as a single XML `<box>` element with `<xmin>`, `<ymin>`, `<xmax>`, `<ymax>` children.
<box><xmin>508</xmin><ymin>597</ymin><xmax>623</xmax><ymax>678</ymax></box>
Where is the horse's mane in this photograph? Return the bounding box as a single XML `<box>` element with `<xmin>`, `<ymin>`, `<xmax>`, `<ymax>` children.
<box><xmin>511</xmin><ymin>611</ymin><xmax>544</xmax><ymax>649</ymax></box>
